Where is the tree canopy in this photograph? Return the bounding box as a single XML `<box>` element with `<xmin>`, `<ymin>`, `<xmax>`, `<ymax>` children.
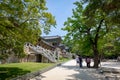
<box><xmin>0</xmin><ymin>0</ymin><xmax>56</xmax><ymax>61</ymax></box>
<box><xmin>62</xmin><ymin>0</ymin><xmax>120</xmax><ymax>68</ymax></box>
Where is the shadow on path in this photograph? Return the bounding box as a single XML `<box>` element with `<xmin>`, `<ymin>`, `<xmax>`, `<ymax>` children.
<box><xmin>60</xmin><ymin>65</ymin><xmax>101</xmax><ymax>80</ymax></box>
<box><xmin>41</xmin><ymin>60</ymin><xmax>120</xmax><ymax>80</ymax></box>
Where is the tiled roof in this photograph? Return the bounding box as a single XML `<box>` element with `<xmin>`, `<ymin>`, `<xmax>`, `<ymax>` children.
<box><xmin>41</xmin><ymin>40</ymin><xmax>55</xmax><ymax>48</ymax></box>
<box><xmin>42</xmin><ymin>35</ymin><xmax>61</xmax><ymax>40</ymax></box>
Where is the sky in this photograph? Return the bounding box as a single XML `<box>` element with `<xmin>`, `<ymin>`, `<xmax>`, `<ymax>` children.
<box><xmin>42</xmin><ymin>0</ymin><xmax>78</xmax><ymax>37</ymax></box>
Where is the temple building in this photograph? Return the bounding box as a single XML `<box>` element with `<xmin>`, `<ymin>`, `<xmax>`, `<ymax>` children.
<box><xmin>35</xmin><ymin>36</ymin><xmax>62</xmax><ymax>62</ymax></box>
<box><xmin>41</xmin><ymin>35</ymin><xmax>62</xmax><ymax>47</ymax></box>
<box><xmin>24</xmin><ymin>35</ymin><xmax>70</xmax><ymax>63</ymax></box>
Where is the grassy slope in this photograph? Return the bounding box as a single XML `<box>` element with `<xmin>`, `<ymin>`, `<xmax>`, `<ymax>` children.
<box><xmin>0</xmin><ymin>62</ymin><xmax>55</xmax><ymax>79</ymax></box>
<box><xmin>0</xmin><ymin>58</ymin><xmax>71</xmax><ymax>79</ymax></box>
<box><xmin>0</xmin><ymin>62</ymin><xmax>55</xmax><ymax>72</ymax></box>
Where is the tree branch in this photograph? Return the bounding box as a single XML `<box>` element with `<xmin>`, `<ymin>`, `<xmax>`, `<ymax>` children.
<box><xmin>95</xmin><ymin>19</ymin><xmax>104</xmax><ymax>44</ymax></box>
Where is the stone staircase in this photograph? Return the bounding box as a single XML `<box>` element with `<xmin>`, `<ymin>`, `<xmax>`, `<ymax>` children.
<box><xmin>24</xmin><ymin>42</ymin><xmax>57</xmax><ymax>63</ymax></box>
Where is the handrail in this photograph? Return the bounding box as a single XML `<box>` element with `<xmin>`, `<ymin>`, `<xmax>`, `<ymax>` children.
<box><xmin>24</xmin><ymin>42</ymin><xmax>57</xmax><ymax>63</ymax></box>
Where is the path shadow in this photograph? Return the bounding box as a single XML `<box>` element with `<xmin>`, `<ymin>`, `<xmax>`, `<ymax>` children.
<box><xmin>60</xmin><ymin>65</ymin><xmax>101</xmax><ymax>80</ymax></box>
<box><xmin>0</xmin><ymin>67</ymin><xmax>30</xmax><ymax>80</ymax></box>
<box><xmin>66</xmin><ymin>71</ymin><xmax>98</xmax><ymax>80</ymax></box>
<box><xmin>60</xmin><ymin>65</ymin><xmax>77</xmax><ymax>70</ymax></box>
<box><xmin>60</xmin><ymin>65</ymin><xmax>94</xmax><ymax>71</ymax></box>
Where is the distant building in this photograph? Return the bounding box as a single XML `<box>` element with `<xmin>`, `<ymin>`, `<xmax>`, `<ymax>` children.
<box><xmin>32</xmin><ymin>35</ymin><xmax>63</xmax><ymax>62</ymax></box>
<box><xmin>35</xmin><ymin>35</ymin><xmax>70</xmax><ymax>62</ymax></box>
<box><xmin>41</xmin><ymin>35</ymin><xmax>61</xmax><ymax>47</ymax></box>
<box><xmin>41</xmin><ymin>36</ymin><xmax>69</xmax><ymax>51</ymax></box>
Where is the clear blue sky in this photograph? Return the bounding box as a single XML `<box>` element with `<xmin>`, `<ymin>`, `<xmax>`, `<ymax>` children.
<box><xmin>42</xmin><ymin>0</ymin><xmax>78</xmax><ymax>36</ymax></box>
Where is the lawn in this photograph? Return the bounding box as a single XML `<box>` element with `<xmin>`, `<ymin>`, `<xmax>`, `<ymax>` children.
<box><xmin>0</xmin><ymin>58</ymin><xmax>71</xmax><ymax>80</ymax></box>
<box><xmin>0</xmin><ymin>62</ymin><xmax>55</xmax><ymax>80</ymax></box>
<box><xmin>59</xmin><ymin>57</ymin><xmax>71</xmax><ymax>63</ymax></box>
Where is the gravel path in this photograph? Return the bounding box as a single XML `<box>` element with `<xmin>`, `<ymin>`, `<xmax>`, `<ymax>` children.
<box><xmin>30</xmin><ymin>59</ymin><xmax>119</xmax><ymax>80</ymax></box>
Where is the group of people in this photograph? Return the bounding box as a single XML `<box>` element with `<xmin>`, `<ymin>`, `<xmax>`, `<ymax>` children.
<box><xmin>76</xmin><ymin>55</ymin><xmax>91</xmax><ymax>68</ymax></box>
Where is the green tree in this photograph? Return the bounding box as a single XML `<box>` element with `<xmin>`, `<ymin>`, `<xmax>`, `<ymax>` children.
<box><xmin>82</xmin><ymin>0</ymin><xmax>120</xmax><ymax>60</ymax></box>
<box><xmin>82</xmin><ymin>0</ymin><xmax>120</xmax><ymax>26</ymax></box>
<box><xmin>0</xmin><ymin>0</ymin><xmax>56</xmax><ymax>62</ymax></box>
<box><xmin>102</xmin><ymin>27</ymin><xmax>120</xmax><ymax>58</ymax></box>
<box><xmin>62</xmin><ymin>0</ymin><xmax>120</xmax><ymax>68</ymax></box>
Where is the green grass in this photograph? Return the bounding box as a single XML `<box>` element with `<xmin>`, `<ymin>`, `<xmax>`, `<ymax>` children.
<box><xmin>59</xmin><ymin>57</ymin><xmax>71</xmax><ymax>63</ymax></box>
<box><xmin>0</xmin><ymin>62</ymin><xmax>55</xmax><ymax>80</ymax></box>
<box><xmin>0</xmin><ymin>58</ymin><xmax>71</xmax><ymax>80</ymax></box>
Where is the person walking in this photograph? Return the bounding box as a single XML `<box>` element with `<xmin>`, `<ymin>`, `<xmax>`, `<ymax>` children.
<box><xmin>75</xmin><ymin>55</ymin><xmax>79</xmax><ymax>66</ymax></box>
<box><xmin>78</xmin><ymin>55</ymin><xmax>83</xmax><ymax>68</ymax></box>
<box><xmin>85</xmin><ymin>56</ymin><xmax>91</xmax><ymax>68</ymax></box>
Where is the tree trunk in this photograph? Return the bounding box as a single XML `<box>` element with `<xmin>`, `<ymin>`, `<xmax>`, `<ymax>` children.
<box><xmin>93</xmin><ymin>47</ymin><xmax>100</xmax><ymax>68</ymax></box>
<box><xmin>93</xmin><ymin>54</ymin><xmax>99</xmax><ymax>68</ymax></box>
